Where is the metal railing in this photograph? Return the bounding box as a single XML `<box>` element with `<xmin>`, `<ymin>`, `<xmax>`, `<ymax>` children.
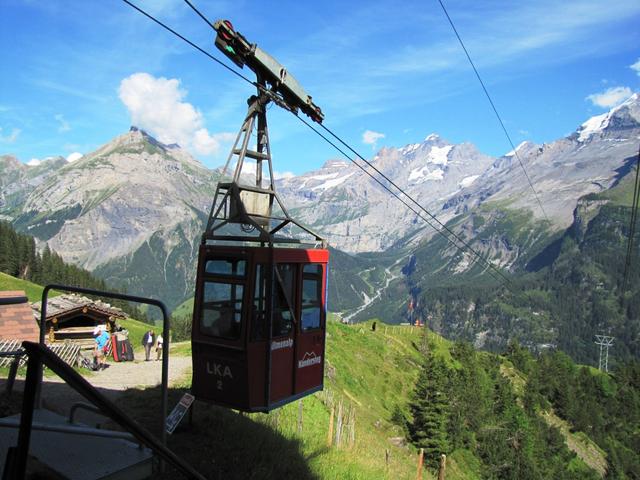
<box><xmin>68</xmin><ymin>402</ymin><xmax>107</xmax><ymax>426</ymax></box>
<box><xmin>36</xmin><ymin>284</ymin><xmax>171</xmax><ymax>449</ymax></box>
<box><xmin>2</xmin><ymin>341</ymin><xmax>206</xmax><ymax>480</ymax></box>
<box><xmin>0</xmin><ymin>417</ymin><xmax>140</xmax><ymax>444</ymax></box>
<box><xmin>0</xmin><ymin>349</ymin><xmax>22</xmax><ymax>395</ymax></box>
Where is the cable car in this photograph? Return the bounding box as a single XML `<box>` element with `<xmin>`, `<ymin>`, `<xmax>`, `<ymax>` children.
<box><xmin>191</xmin><ymin>20</ymin><xmax>329</xmax><ymax>412</ymax></box>
<box><xmin>191</xmin><ymin>246</ymin><xmax>329</xmax><ymax>411</ymax></box>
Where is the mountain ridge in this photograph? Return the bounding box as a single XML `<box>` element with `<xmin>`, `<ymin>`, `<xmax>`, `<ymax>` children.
<box><xmin>1</xmin><ymin>96</ymin><xmax>638</xmax><ymax>313</ymax></box>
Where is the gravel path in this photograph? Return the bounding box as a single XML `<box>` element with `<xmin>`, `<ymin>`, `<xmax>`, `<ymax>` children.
<box><xmin>59</xmin><ymin>354</ymin><xmax>193</xmax><ymax>391</ymax></box>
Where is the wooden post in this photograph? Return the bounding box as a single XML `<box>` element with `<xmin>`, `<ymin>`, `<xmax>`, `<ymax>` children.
<box><xmin>349</xmin><ymin>407</ymin><xmax>356</xmax><ymax>448</ymax></box>
<box><xmin>327</xmin><ymin>405</ymin><xmax>335</xmax><ymax>447</ymax></box>
<box><xmin>416</xmin><ymin>448</ymin><xmax>424</xmax><ymax>480</ymax></box>
<box><xmin>335</xmin><ymin>400</ymin><xmax>344</xmax><ymax>448</ymax></box>
<box><xmin>297</xmin><ymin>399</ymin><xmax>303</xmax><ymax>435</ymax></box>
<box><xmin>385</xmin><ymin>449</ymin><xmax>390</xmax><ymax>472</ymax></box>
<box><xmin>438</xmin><ymin>454</ymin><xmax>447</xmax><ymax>480</ymax></box>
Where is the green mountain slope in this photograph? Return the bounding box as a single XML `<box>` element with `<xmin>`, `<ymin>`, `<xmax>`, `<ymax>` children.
<box><xmin>122</xmin><ymin>322</ymin><xmax>486</xmax><ymax>480</ymax></box>
<box><xmin>94</xmin><ymin>217</ymin><xmax>204</xmax><ymax>313</ymax></box>
<box><xmin>106</xmin><ymin>320</ymin><xmax>634</xmax><ymax>479</ymax></box>
<box><xmin>3</xmin><ymin>271</ymin><xmax>632</xmax><ymax>479</ymax></box>
<box><xmin>0</xmin><ymin>271</ymin><xmax>55</xmax><ymax>302</ymax></box>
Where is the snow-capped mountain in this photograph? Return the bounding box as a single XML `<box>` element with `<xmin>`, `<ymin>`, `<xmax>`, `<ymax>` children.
<box><xmin>277</xmin><ymin>134</ymin><xmax>495</xmax><ymax>252</ymax></box>
<box><xmin>441</xmin><ymin>93</ymin><xmax>640</xmax><ymax>228</ymax></box>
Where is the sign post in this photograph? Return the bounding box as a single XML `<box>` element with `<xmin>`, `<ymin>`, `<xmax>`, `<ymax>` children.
<box><xmin>166</xmin><ymin>393</ymin><xmax>195</xmax><ymax>435</ymax></box>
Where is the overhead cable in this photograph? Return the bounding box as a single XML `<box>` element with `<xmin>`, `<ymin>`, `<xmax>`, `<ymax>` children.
<box><xmin>436</xmin><ymin>0</ymin><xmax>550</xmax><ymax>223</ymax></box>
<box><xmin>622</xmin><ymin>145</ymin><xmax>640</xmax><ymax>293</ymax></box>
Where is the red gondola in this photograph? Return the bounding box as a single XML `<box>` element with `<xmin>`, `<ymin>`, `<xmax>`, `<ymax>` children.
<box><xmin>191</xmin><ymin>20</ymin><xmax>329</xmax><ymax>412</ymax></box>
<box><xmin>191</xmin><ymin>246</ymin><xmax>329</xmax><ymax>411</ymax></box>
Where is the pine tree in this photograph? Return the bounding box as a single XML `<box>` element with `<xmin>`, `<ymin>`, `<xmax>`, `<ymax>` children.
<box><xmin>409</xmin><ymin>348</ymin><xmax>450</xmax><ymax>464</ymax></box>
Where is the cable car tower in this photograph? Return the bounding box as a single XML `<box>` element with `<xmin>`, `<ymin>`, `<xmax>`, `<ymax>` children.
<box><xmin>204</xmin><ymin>20</ymin><xmax>326</xmax><ymax>246</ymax></box>
<box><xmin>191</xmin><ymin>20</ymin><xmax>330</xmax><ymax>412</ymax></box>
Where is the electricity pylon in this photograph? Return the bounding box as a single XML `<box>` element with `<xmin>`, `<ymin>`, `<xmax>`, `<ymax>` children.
<box><xmin>594</xmin><ymin>335</ymin><xmax>614</xmax><ymax>372</ymax></box>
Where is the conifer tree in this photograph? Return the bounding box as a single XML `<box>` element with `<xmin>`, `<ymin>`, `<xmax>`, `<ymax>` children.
<box><xmin>409</xmin><ymin>348</ymin><xmax>450</xmax><ymax>464</ymax></box>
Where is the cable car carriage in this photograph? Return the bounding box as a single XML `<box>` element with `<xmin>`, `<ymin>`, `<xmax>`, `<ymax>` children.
<box><xmin>191</xmin><ymin>20</ymin><xmax>329</xmax><ymax>412</ymax></box>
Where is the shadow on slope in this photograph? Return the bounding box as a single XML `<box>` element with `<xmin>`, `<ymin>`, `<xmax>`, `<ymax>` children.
<box><xmin>1</xmin><ymin>378</ymin><xmax>318</xmax><ymax>480</ymax></box>
<box><xmin>123</xmin><ymin>385</ymin><xmax>320</xmax><ymax>480</ymax></box>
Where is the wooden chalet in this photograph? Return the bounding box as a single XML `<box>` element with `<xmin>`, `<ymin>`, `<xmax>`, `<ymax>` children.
<box><xmin>31</xmin><ymin>294</ymin><xmax>127</xmax><ymax>349</ymax></box>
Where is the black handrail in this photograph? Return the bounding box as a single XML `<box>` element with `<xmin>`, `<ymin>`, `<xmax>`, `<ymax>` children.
<box><xmin>0</xmin><ymin>350</ymin><xmax>24</xmax><ymax>395</ymax></box>
<box><xmin>3</xmin><ymin>341</ymin><xmax>206</xmax><ymax>480</ymax></box>
<box><xmin>0</xmin><ymin>296</ymin><xmax>28</xmax><ymax>305</ymax></box>
<box><xmin>68</xmin><ymin>402</ymin><xmax>107</xmax><ymax>426</ymax></box>
<box><xmin>37</xmin><ymin>284</ymin><xmax>171</xmax><ymax>452</ymax></box>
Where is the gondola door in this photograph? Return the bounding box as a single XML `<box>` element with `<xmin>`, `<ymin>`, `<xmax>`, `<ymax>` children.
<box><xmin>295</xmin><ymin>262</ymin><xmax>326</xmax><ymax>395</ymax></box>
<box><xmin>268</xmin><ymin>262</ymin><xmax>297</xmax><ymax>403</ymax></box>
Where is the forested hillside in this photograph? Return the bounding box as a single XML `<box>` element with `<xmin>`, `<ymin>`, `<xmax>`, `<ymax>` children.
<box><xmin>0</xmin><ymin>221</ymin><xmax>149</xmax><ymax>321</ymax></box>
<box><xmin>402</xmin><ymin>333</ymin><xmax>640</xmax><ymax>479</ymax></box>
<box><xmin>400</xmin><ymin>166</ymin><xmax>640</xmax><ymax>365</ymax></box>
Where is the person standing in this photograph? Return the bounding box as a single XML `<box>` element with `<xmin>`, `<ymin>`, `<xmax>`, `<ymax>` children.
<box><xmin>142</xmin><ymin>329</ymin><xmax>155</xmax><ymax>361</ymax></box>
<box><xmin>93</xmin><ymin>326</ymin><xmax>110</xmax><ymax>370</ymax></box>
<box><xmin>155</xmin><ymin>333</ymin><xmax>163</xmax><ymax>361</ymax></box>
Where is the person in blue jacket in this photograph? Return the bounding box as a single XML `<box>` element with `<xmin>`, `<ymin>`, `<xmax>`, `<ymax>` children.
<box><xmin>93</xmin><ymin>326</ymin><xmax>110</xmax><ymax>370</ymax></box>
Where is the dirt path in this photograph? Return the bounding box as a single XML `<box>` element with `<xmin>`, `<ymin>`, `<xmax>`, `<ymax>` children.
<box><xmin>47</xmin><ymin>354</ymin><xmax>193</xmax><ymax>392</ymax></box>
<box><xmin>0</xmin><ymin>349</ymin><xmax>195</xmax><ymax>441</ymax></box>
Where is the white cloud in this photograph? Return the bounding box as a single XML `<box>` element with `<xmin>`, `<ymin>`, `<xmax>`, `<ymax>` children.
<box><xmin>27</xmin><ymin>158</ymin><xmax>41</xmax><ymax>166</ymax></box>
<box><xmin>118</xmin><ymin>72</ymin><xmax>232</xmax><ymax>156</ymax></box>
<box><xmin>631</xmin><ymin>58</ymin><xmax>640</xmax><ymax>76</ymax></box>
<box><xmin>362</xmin><ymin>130</ymin><xmax>385</xmax><ymax>148</ymax></box>
<box><xmin>55</xmin><ymin>114</ymin><xmax>70</xmax><ymax>133</ymax></box>
<box><xmin>192</xmin><ymin>129</ymin><xmax>235</xmax><ymax>157</ymax></box>
<box><xmin>66</xmin><ymin>152</ymin><xmax>83</xmax><ymax>163</ymax></box>
<box><xmin>0</xmin><ymin>127</ymin><xmax>21</xmax><ymax>144</ymax></box>
<box><xmin>586</xmin><ymin>86</ymin><xmax>633</xmax><ymax>108</ymax></box>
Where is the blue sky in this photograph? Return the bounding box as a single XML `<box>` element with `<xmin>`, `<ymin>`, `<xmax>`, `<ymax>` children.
<box><xmin>1</xmin><ymin>0</ymin><xmax>639</xmax><ymax>175</ymax></box>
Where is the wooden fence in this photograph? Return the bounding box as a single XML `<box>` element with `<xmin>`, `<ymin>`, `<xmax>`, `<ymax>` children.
<box><xmin>48</xmin><ymin>341</ymin><xmax>82</xmax><ymax>367</ymax></box>
<box><xmin>0</xmin><ymin>339</ymin><xmax>82</xmax><ymax>368</ymax></box>
<box><xmin>0</xmin><ymin>339</ymin><xmax>25</xmax><ymax>368</ymax></box>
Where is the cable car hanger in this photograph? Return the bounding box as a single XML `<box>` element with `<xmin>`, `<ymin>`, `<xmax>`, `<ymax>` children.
<box><xmin>203</xmin><ymin>19</ymin><xmax>327</xmax><ymax>249</ymax></box>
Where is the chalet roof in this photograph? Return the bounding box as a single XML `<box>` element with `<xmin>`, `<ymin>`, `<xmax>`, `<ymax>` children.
<box><xmin>31</xmin><ymin>294</ymin><xmax>127</xmax><ymax>322</ymax></box>
<box><xmin>0</xmin><ymin>290</ymin><xmax>40</xmax><ymax>342</ymax></box>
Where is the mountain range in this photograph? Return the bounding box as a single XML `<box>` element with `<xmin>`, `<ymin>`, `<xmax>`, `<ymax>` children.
<box><xmin>280</xmin><ymin>93</ymin><xmax>639</xmax><ymax>255</ymax></box>
<box><xmin>1</xmin><ymin>94</ymin><xmax>639</xmax><ymax>343</ymax></box>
